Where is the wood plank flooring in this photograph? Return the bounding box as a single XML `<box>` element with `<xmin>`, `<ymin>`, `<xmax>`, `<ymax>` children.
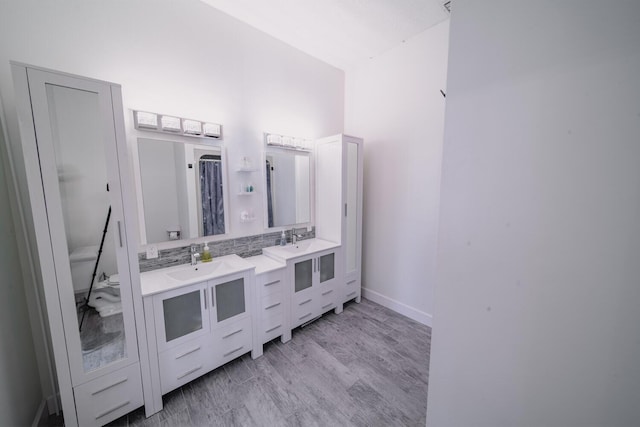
<box><xmin>71</xmin><ymin>298</ymin><xmax>430</xmax><ymax>426</ymax></box>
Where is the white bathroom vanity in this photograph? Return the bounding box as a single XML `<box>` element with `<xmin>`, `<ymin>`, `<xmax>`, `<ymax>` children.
<box><xmin>10</xmin><ymin>61</ymin><xmax>363</xmax><ymax>426</ymax></box>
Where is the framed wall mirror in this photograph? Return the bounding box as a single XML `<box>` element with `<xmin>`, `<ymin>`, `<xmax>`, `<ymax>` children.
<box><xmin>264</xmin><ymin>149</ymin><xmax>311</xmax><ymax>228</ymax></box>
<box><xmin>135</xmin><ymin>137</ymin><xmax>229</xmax><ymax>245</ymax></box>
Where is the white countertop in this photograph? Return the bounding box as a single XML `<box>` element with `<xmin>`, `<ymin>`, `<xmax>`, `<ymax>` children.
<box><xmin>244</xmin><ymin>255</ymin><xmax>286</xmax><ymax>275</ymax></box>
<box><xmin>262</xmin><ymin>238</ymin><xmax>340</xmax><ymax>262</ymax></box>
<box><xmin>141</xmin><ymin>240</ymin><xmax>341</xmax><ymax>296</ymax></box>
<box><xmin>140</xmin><ymin>254</ymin><xmax>253</xmax><ymax>296</ymax></box>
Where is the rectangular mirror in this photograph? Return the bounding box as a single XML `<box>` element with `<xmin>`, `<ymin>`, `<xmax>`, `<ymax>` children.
<box><xmin>264</xmin><ymin>150</ymin><xmax>311</xmax><ymax>228</ymax></box>
<box><xmin>136</xmin><ymin>137</ymin><xmax>229</xmax><ymax>245</ymax></box>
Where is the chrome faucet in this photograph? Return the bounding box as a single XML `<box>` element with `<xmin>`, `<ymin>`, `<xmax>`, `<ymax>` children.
<box><xmin>291</xmin><ymin>228</ymin><xmax>303</xmax><ymax>245</ymax></box>
<box><xmin>191</xmin><ymin>244</ymin><xmax>200</xmax><ymax>265</ymax></box>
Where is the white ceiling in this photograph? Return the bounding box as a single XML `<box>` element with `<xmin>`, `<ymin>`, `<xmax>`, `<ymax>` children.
<box><xmin>200</xmin><ymin>0</ymin><xmax>450</xmax><ymax>70</ymax></box>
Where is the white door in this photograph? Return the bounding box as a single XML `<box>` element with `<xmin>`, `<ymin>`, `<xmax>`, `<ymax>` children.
<box><xmin>26</xmin><ymin>69</ymin><xmax>139</xmax><ymax>386</ymax></box>
<box><xmin>343</xmin><ymin>137</ymin><xmax>363</xmax><ymax>287</ymax></box>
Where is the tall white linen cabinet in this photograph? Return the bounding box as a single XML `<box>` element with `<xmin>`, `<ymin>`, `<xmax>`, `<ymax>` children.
<box><xmin>315</xmin><ymin>134</ymin><xmax>364</xmax><ymax>307</ymax></box>
<box><xmin>11</xmin><ymin>64</ymin><xmax>152</xmax><ymax>426</ymax></box>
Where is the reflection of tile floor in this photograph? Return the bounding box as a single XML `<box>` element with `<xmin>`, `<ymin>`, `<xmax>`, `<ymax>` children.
<box><xmin>78</xmin><ymin>307</ymin><xmax>126</xmax><ymax>372</ymax></box>
<box><xmin>50</xmin><ymin>298</ymin><xmax>431</xmax><ymax>426</ymax></box>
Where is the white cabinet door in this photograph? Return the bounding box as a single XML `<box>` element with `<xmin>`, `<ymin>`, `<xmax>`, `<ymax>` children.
<box><xmin>153</xmin><ymin>282</ymin><xmax>210</xmax><ymax>352</ymax></box>
<box><xmin>316</xmin><ymin>134</ymin><xmax>364</xmax><ymax>305</ymax></box>
<box><xmin>208</xmin><ymin>273</ymin><xmax>251</xmax><ymax>328</ymax></box>
<box><xmin>26</xmin><ymin>69</ymin><xmax>141</xmax><ymax>384</ymax></box>
<box><xmin>290</xmin><ymin>249</ymin><xmax>339</xmax><ymax>327</ymax></box>
<box><xmin>291</xmin><ymin>256</ymin><xmax>316</xmax><ymax>328</ymax></box>
<box><xmin>13</xmin><ymin>65</ymin><xmax>149</xmax><ymax>426</ymax></box>
<box><xmin>316</xmin><ymin>249</ymin><xmax>340</xmax><ymax>313</ymax></box>
<box><xmin>343</xmin><ymin>138</ymin><xmax>363</xmax><ymax>289</ymax></box>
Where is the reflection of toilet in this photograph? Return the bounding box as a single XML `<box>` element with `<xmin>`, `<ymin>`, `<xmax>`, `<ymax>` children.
<box><xmin>88</xmin><ymin>275</ymin><xmax>122</xmax><ymax>317</ymax></box>
<box><xmin>69</xmin><ymin>246</ymin><xmax>122</xmax><ymax>317</ymax></box>
<box><xmin>69</xmin><ymin>246</ymin><xmax>100</xmax><ymax>293</ymax></box>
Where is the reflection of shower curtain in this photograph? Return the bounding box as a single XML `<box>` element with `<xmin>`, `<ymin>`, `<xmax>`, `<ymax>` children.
<box><xmin>266</xmin><ymin>159</ymin><xmax>274</xmax><ymax>227</ymax></box>
<box><xmin>200</xmin><ymin>160</ymin><xmax>225</xmax><ymax>235</ymax></box>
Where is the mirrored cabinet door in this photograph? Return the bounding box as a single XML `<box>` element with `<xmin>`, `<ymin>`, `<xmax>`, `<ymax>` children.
<box><xmin>26</xmin><ymin>69</ymin><xmax>139</xmax><ymax>386</ymax></box>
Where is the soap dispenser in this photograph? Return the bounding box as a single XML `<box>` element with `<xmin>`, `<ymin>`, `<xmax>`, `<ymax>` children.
<box><xmin>280</xmin><ymin>230</ymin><xmax>287</xmax><ymax>246</ymax></box>
<box><xmin>201</xmin><ymin>242</ymin><xmax>212</xmax><ymax>262</ymax></box>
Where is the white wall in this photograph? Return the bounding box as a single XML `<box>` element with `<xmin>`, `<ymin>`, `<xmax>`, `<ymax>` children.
<box><xmin>0</xmin><ymin>0</ymin><xmax>344</xmax><ymax>245</ymax></box>
<box><xmin>0</xmin><ymin>108</ymin><xmax>42</xmax><ymax>426</ymax></box>
<box><xmin>0</xmin><ymin>0</ymin><xmax>343</xmax><ymax>413</ymax></box>
<box><xmin>345</xmin><ymin>20</ymin><xmax>449</xmax><ymax>325</ymax></box>
<box><xmin>427</xmin><ymin>1</ymin><xmax>640</xmax><ymax>426</ymax></box>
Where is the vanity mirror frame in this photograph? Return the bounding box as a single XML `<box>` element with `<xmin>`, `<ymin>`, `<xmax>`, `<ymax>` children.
<box><xmin>130</xmin><ymin>131</ymin><xmax>231</xmax><ymax>249</ymax></box>
<box><xmin>261</xmin><ymin>143</ymin><xmax>315</xmax><ymax>233</ymax></box>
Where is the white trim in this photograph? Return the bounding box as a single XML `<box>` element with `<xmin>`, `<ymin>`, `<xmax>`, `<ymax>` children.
<box><xmin>29</xmin><ymin>393</ymin><xmax>59</xmax><ymax>426</ymax></box>
<box><xmin>10</xmin><ymin>60</ymin><xmax>122</xmax><ymax>87</ymax></box>
<box><xmin>11</xmin><ymin>63</ymin><xmax>78</xmax><ymax>427</ymax></box>
<box><xmin>361</xmin><ymin>287</ymin><xmax>433</xmax><ymax>327</ymax></box>
<box><xmin>46</xmin><ymin>394</ymin><xmax>60</xmax><ymax>415</ymax></box>
<box><xmin>31</xmin><ymin>399</ymin><xmax>47</xmax><ymax>427</ymax></box>
<box><xmin>2</xmin><ymin>75</ymin><xmax>59</xmax><ymax>414</ymax></box>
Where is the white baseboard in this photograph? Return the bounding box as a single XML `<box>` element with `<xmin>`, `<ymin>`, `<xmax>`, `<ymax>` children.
<box><xmin>32</xmin><ymin>394</ymin><xmax>61</xmax><ymax>427</ymax></box>
<box><xmin>46</xmin><ymin>394</ymin><xmax>59</xmax><ymax>415</ymax></box>
<box><xmin>361</xmin><ymin>287</ymin><xmax>433</xmax><ymax>327</ymax></box>
<box><xmin>31</xmin><ymin>399</ymin><xmax>47</xmax><ymax>427</ymax></box>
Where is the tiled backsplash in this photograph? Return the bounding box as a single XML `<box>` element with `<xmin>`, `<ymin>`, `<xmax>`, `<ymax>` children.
<box><xmin>138</xmin><ymin>227</ymin><xmax>315</xmax><ymax>272</ymax></box>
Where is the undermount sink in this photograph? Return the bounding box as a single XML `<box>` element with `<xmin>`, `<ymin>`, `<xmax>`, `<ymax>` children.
<box><xmin>166</xmin><ymin>260</ymin><xmax>231</xmax><ymax>281</ymax></box>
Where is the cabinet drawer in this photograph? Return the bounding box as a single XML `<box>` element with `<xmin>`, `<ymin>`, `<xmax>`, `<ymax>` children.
<box><xmin>159</xmin><ymin>338</ymin><xmax>210</xmax><ymax>394</ymax></box>
<box><xmin>257</xmin><ymin>270</ymin><xmax>284</xmax><ymax>296</ymax></box>
<box><xmin>213</xmin><ymin>316</ymin><xmax>252</xmax><ymax>364</ymax></box>
<box><xmin>74</xmin><ymin>363</ymin><xmax>143</xmax><ymax>427</ymax></box>
<box><xmin>344</xmin><ymin>279</ymin><xmax>360</xmax><ymax>302</ymax></box>
<box><xmin>261</xmin><ymin>291</ymin><xmax>284</xmax><ymax>319</ymax></box>
<box><xmin>293</xmin><ymin>296</ymin><xmax>316</xmax><ymax>327</ymax></box>
<box><xmin>319</xmin><ymin>284</ymin><xmax>337</xmax><ymax>313</ymax></box>
<box><xmin>261</xmin><ymin>312</ymin><xmax>285</xmax><ymax>343</ymax></box>
<box><xmin>293</xmin><ymin>286</ymin><xmax>314</xmax><ymax>305</ymax></box>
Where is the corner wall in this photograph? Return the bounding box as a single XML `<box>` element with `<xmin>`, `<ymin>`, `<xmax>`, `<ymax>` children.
<box><xmin>345</xmin><ymin>20</ymin><xmax>450</xmax><ymax>325</ymax></box>
<box><xmin>428</xmin><ymin>1</ymin><xmax>640</xmax><ymax>425</ymax></box>
<box><xmin>0</xmin><ymin>0</ymin><xmax>344</xmax><ymax>415</ymax></box>
<box><xmin>0</xmin><ymin>104</ymin><xmax>42</xmax><ymax>426</ymax></box>
<box><xmin>0</xmin><ymin>0</ymin><xmax>344</xmax><ymax>246</ymax></box>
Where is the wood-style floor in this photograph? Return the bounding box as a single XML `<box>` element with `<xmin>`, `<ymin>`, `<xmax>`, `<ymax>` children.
<box><xmin>62</xmin><ymin>298</ymin><xmax>431</xmax><ymax>426</ymax></box>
